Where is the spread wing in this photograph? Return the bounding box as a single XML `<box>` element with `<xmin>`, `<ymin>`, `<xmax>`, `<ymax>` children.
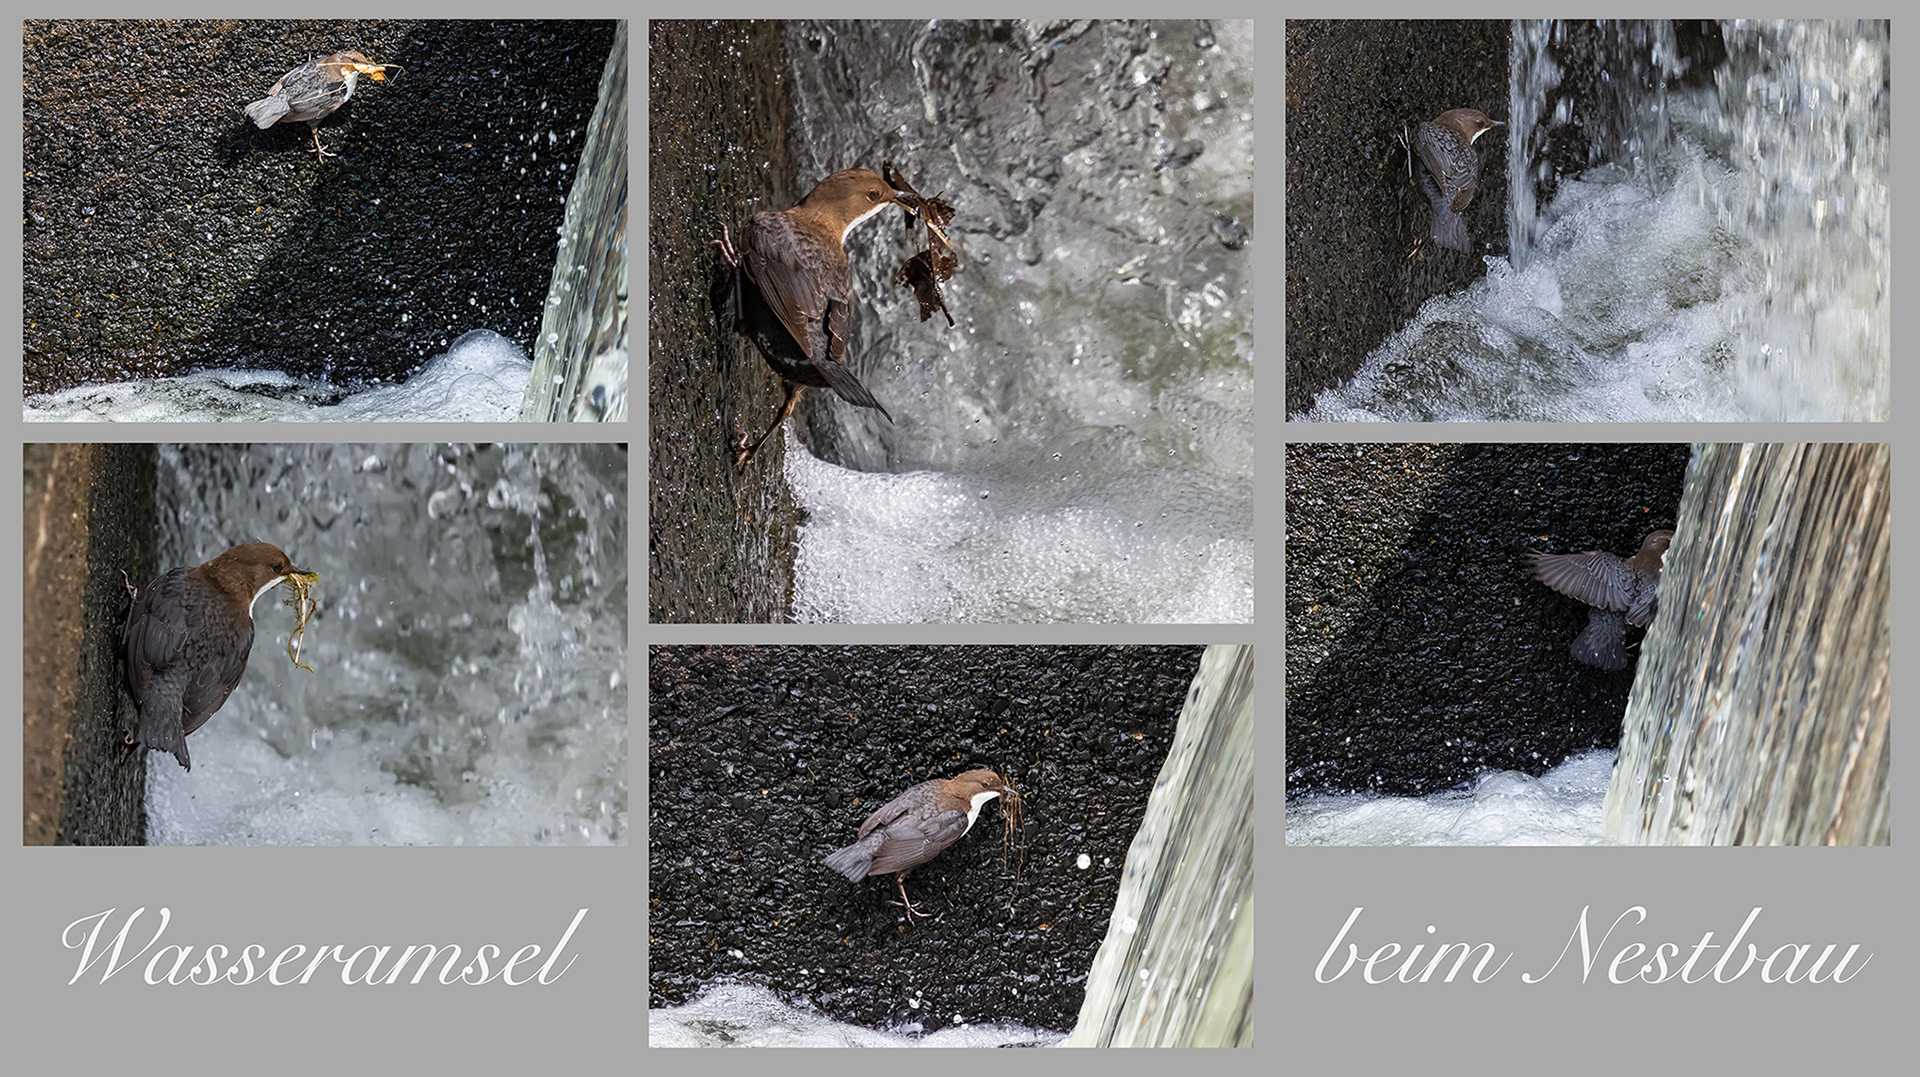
<box><xmin>1526</xmin><ymin>549</ymin><xmax>1636</xmax><ymax>613</ymax></box>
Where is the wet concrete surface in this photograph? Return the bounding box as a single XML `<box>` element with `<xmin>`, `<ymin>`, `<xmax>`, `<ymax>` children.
<box><xmin>1286</xmin><ymin>442</ymin><xmax>1691</xmax><ymax>796</ymax></box>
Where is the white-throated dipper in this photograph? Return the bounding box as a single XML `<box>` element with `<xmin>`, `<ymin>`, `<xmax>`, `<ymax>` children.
<box><xmin>1526</xmin><ymin>529</ymin><xmax>1673</xmax><ymax>670</ymax></box>
<box><xmin>124</xmin><ymin>542</ymin><xmax>317</xmax><ymax>770</ymax></box>
<box><xmin>246</xmin><ymin>51</ymin><xmax>396</xmax><ymax>158</ymax></box>
<box><xmin>717</xmin><ymin>168</ymin><xmax>907</xmax><ymax>470</ymax></box>
<box><xmin>822</xmin><ymin>769</ymin><xmax>1014</xmax><ymax>920</ymax></box>
<box><xmin>1408</xmin><ymin>108</ymin><xmax>1504</xmax><ymax>253</ymax></box>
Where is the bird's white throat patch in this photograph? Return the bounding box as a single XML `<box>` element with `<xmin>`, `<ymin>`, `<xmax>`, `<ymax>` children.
<box><xmin>960</xmin><ymin>789</ymin><xmax>1002</xmax><ymax>835</ymax></box>
<box><xmin>839</xmin><ymin>199</ymin><xmax>896</xmax><ymax>242</ymax></box>
<box><xmin>247</xmin><ymin>574</ymin><xmax>290</xmax><ymax>616</ymax></box>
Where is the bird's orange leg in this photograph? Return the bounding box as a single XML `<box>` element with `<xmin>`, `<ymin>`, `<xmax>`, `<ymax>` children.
<box><xmin>735</xmin><ymin>381</ymin><xmax>804</xmax><ymax>470</ymax></box>
<box><xmin>888</xmin><ymin>870</ymin><xmax>932</xmax><ymax>921</ymax></box>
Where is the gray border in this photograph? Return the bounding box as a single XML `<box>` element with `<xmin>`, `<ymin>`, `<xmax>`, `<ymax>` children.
<box><xmin>9</xmin><ymin>5</ymin><xmax>1902</xmax><ymax>1064</ymax></box>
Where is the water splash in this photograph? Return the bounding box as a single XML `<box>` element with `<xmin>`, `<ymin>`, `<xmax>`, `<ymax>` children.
<box><xmin>145</xmin><ymin>444</ymin><xmax>628</xmax><ymax>846</ymax></box>
<box><xmin>1298</xmin><ymin>20</ymin><xmax>1887</xmax><ymax>423</ymax></box>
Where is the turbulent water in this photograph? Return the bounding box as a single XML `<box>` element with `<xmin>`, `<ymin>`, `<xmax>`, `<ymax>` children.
<box><xmin>1296</xmin><ymin>19</ymin><xmax>1888</xmax><ymax>423</ymax></box>
<box><xmin>776</xmin><ymin>20</ymin><xmax>1253</xmax><ymax>623</ymax></box>
<box><xmin>23</xmin><ymin>330</ymin><xmax>534</xmax><ymax>423</ymax></box>
<box><xmin>1285</xmin><ymin>750</ymin><xmax>1618</xmax><ymax>847</ymax></box>
<box><xmin>143</xmin><ymin>444</ymin><xmax>628</xmax><ymax>846</ymax></box>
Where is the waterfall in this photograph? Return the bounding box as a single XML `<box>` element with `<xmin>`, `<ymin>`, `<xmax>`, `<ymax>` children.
<box><xmin>1605</xmin><ymin>443</ymin><xmax>1889</xmax><ymax>845</ymax></box>
<box><xmin>522</xmin><ymin>21</ymin><xmax>630</xmax><ymax>422</ymax></box>
<box><xmin>1299</xmin><ymin>20</ymin><xmax>1888</xmax><ymax>423</ymax></box>
<box><xmin>1070</xmin><ymin>644</ymin><xmax>1253</xmax><ymax>1047</ymax></box>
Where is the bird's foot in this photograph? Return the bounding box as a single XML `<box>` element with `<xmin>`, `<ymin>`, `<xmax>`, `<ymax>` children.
<box><xmin>888</xmin><ymin>893</ymin><xmax>933</xmax><ymax>921</ymax></box>
<box><xmin>713</xmin><ymin>222</ymin><xmax>738</xmax><ymax>268</ymax></box>
<box><xmin>889</xmin><ymin>873</ymin><xmax>935</xmax><ymax>921</ymax></box>
<box><xmin>121</xmin><ymin>570</ymin><xmax>137</xmax><ymax>599</ymax></box>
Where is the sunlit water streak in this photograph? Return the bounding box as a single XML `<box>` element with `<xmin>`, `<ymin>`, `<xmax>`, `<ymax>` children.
<box><xmin>1606</xmin><ymin>443</ymin><xmax>1889</xmax><ymax>845</ymax></box>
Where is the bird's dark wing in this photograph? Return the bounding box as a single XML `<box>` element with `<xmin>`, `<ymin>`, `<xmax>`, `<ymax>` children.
<box><xmin>279</xmin><ymin>63</ymin><xmax>346</xmax><ymax>119</ymax></box>
<box><xmin>1413</xmin><ymin>124</ymin><xmax>1480</xmax><ymax>212</ymax></box>
<box><xmin>124</xmin><ymin>570</ymin><xmax>192</xmax><ymax>701</ymax></box>
<box><xmin>740</xmin><ymin>212</ymin><xmax>844</xmax><ymax>362</ymax></box>
<box><xmin>1526</xmin><ymin>549</ymin><xmax>1635</xmax><ymax>612</ymax></box>
<box><xmin>855</xmin><ymin>778</ymin><xmax>941</xmax><ymax>838</ymax></box>
<box><xmin>178</xmin><ymin>620</ymin><xmax>252</xmax><ymax>736</ymax></box>
<box><xmin>866</xmin><ymin>807</ymin><xmax>971</xmax><ymax>876</ymax></box>
<box><xmin>822</xmin><ymin>296</ymin><xmax>850</xmax><ymax>366</ymax></box>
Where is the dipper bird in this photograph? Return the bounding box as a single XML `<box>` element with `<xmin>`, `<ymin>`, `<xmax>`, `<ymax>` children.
<box><xmin>717</xmin><ymin>169</ymin><xmax>905</xmax><ymax>470</ymax></box>
<box><xmin>1407</xmin><ymin>108</ymin><xmax>1504</xmax><ymax>253</ymax></box>
<box><xmin>124</xmin><ymin>542</ymin><xmax>317</xmax><ymax>770</ymax></box>
<box><xmin>822</xmin><ymin>769</ymin><xmax>1014</xmax><ymax>920</ymax></box>
<box><xmin>1526</xmin><ymin>530</ymin><xmax>1674</xmax><ymax>671</ymax></box>
<box><xmin>246</xmin><ymin>51</ymin><xmax>394</xmax><ymax>158</ymax></box>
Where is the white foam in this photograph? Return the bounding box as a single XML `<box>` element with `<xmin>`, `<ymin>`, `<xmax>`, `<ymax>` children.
<box><xmin>23</xmin><ymin>329</ymin><xmax>533</xmax><ymax>422</ymax></box>
<box><xmin>648</xmin><ymin>982</ymin><xmax>1066</xmax><ymax>1047</ymax></box>
<box><xmin>784</xmin><ymin>431</ymin><xmax>1252</xmax><ymax>624</ymax></box>
<box><xmin>1285</xmin><ymin>749</ymin><xmax>1619</xmax><ymax>846</ymax></box>
<box><xmin>1296</xmin><ymin>140</ymin><xmax>1887</xmax><ymax>423</ymax></box>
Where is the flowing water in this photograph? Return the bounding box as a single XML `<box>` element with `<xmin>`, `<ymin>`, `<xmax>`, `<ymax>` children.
<box><xmin>775</xmin><ymin>20</ymin><xmax>1254</xmax><ymax>623</ymax></box>
<box><xmin>1296</xmin><ymin>19</ymin><xmax>1888</xmax><ymax>422</ymax></box>
<box><xmin>1070</xmin><ymin>644</ymin><xmax>1253</xmax><ymax>1047</ymax></box>
<box><xmin>143</xmin><ymin>444</ymin><xmax>628</xmax><ymax>845</ymax></box>
<box><xmin>1605</xmin><ymin>443</ymin><xmax>1890</xmax><ymax>846</ymax></box>
<box><xmin>523</xmin><ymin>21</ymin><xmax>630</xmax><ymax>423</ymax></box>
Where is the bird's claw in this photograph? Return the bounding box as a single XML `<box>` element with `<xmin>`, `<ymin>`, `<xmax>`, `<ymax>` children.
<box><xmin>713</xmin><ymin>222</ymin><xmax>738</xmax><ymax>268</ymax></box>
<box><xmin>888</xmin><ymin>894</ymin><xmax>933</xmax><ymax>921</ymax></box>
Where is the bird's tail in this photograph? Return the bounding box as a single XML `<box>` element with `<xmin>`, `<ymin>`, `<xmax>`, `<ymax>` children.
<box><xmin>1571</xmin><ymin>608</ymin><xmax>1631</xmax><ymax>671</ymax></box>
<box><xmin>245</xmin><ymin>97</ymin><xmax>291</xmax><ymax>130</ymax></box>
<box><xmin>136</xmin><ymin>688</ymin><xmax>193</xmax><ymax>772</ymax></box>
<box><xmin>822</xmin><ymin>831</ymin><xmax>884</xmax><ymax>881</ymax></box>
<box><xmin>1428</xmin><ymin>203</ymin><xmax>1470</xmax><ymax>253</ymax></box>
<box><xmin>816</xmin><ymin>361</ymin><xmax>893</xmax><ymax>423</ymax></box>
<box><xmin>1417</xmin><ymin>165</ymin><xmax>1472</xmax><ymax>253</ymax></box>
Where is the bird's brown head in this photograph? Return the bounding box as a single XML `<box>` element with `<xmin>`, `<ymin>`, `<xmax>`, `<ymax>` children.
<box><xmin>323</xmin><ymin>51</ymin><xmax>398</xmax><ymax>82</ymax></box>
<box><xmin>199</xmin><ymin>543</ymin><xmax>314</xmax><ymax>616</ymax></box>
<box><xmin>1435</xmin><ymin>108</ymin><xmax>1505</xmax><ymax>145</ymax></box>
<box><xmin>949</xmin><ymin>769</ymin><xmax>1008</xmax><ymax>796</ymax></box>
<box><xmin>799</xmin><ymin>169</ymin><xmax>907</xmax><ymax>241</ymax></box>
<box><xmin>949</xmin><ymin>768</ymin><xmax>1022</xmax><ymax>814</ymax></box>
<box><xmin>1631</xmin><ymin>529</ymin><xmax>1675</xmax><ymax>574</ymax></box>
